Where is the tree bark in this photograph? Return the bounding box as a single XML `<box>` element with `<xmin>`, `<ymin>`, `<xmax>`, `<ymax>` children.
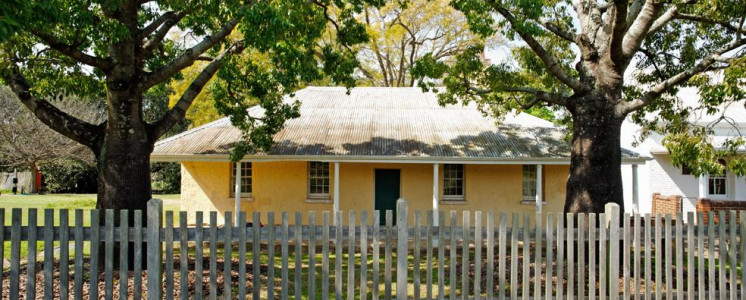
<box><xmin>564</xmin><ymin>97</ymin><xmax>626</xmax><ymax>213</ymax></box>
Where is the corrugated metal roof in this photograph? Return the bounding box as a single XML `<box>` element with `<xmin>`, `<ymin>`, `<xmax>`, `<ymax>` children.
<box><xmin>153</xmin><ymin>87</ymin><xmax>643</xmax><ymax>161</ymax></box>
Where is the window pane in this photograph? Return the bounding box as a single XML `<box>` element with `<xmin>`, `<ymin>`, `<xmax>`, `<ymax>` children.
<box><xmin>522</xmin><ymin>165</ymin><xmax>537</xmax><ymax>200</ymax></box>
<box><xmin>309</xmin><ymin>161</ymin><xmax>330</xmax><ymax>196</ymax></box>
<box><xmin>443</xmin><ymin>164</ymin><xmax>464</xmax><ymax>197</ymax></box>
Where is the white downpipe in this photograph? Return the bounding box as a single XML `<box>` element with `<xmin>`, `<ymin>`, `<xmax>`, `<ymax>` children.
<box><xmin>234</xmin><ymin>161</ymin><xmax>241</xmax><ymax>226</ymax></box>
<box><xmin>334</xmin><ymin>162</ymin><xmax>340</xmax><ymax>225</ymax></box>
<box><xmin>632</xmin><ymin>164</ymin><xmax>639</xmax><ymax>213</ymax></box>
<box><xmin>536</xmin><ymin>165</ymin><xmax>543</xmax><ymax>213</ymax></box>
<box><xmin>433</xmin><ymin>163</ymin><xmax>439</xmax><ymax>224</ymax></box>
<box><xmin>698</xmin><ymin>175</ymin><xmax>707</xmax><ymax>199</ymax></box>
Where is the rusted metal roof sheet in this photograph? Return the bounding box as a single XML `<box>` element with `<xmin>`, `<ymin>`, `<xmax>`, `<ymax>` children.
<box><xmin>153</xmin><ymin>87</ymin><xmax>643</xmax><ymax>161</ymax></box>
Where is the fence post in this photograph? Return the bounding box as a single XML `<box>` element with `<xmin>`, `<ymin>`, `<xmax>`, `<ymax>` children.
<box><xmin>396</xmin><ymin>198</ymin><xmax>408</xmax><ymax>300</ymax></box>
<box><xmin>146</xmin><ymin>199</ymin><xmax>163</xmax><ymax>300</ymax></box>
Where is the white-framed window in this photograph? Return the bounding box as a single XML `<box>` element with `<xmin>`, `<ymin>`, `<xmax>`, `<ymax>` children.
<box><xmin>230</xmin><ymin>162</ymin><xmax>252</xmax><ymax>197</ymax></box>
<box><xmin>708</xmin><ymin>159</ymin><xmax>727</xmax><ymax>196</ymax></box>
<box><xmin>443</xmin><ymin>164</ymin><xmax>464</xmax><ymax>200</ymax></box>
<box><xmin>522</xmin><ymin>165</ymin><xmax>537</xmax><ymax>201</ymax></box>
<box><xmin>308</xmin><ymin>161</ymin><xmax>330</xmax><ymax>198</ymax></box>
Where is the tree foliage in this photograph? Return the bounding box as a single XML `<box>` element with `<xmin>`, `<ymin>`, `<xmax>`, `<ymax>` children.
<box><xmin>357</xmin><ymin>0</ymin><xmax>482</xmax><ymax>87</ymax></box>
<box><xmin>0</xmin><ymin>0</ymin><xmax>382</xmax><ymax>209</ymax></box>
<box><xmin>413</xmin><ymin>0</ymin><xmax>746</xmax><ymax>212</ymax></box>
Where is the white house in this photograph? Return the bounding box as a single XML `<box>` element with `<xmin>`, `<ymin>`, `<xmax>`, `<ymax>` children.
<box><xmin>621</xmin><ymin>88</ymin><xmax>746</xmax><ymax>217</ymax></box>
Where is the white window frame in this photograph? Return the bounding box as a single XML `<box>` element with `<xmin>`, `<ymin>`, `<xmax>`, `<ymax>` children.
<box><xmin>442</xmin><ymin>164</ymin><xmax>465</xmax><ymax>200</ymax></box>
<box><xmin>708</xmin><ymin>159</ymin><xmax>728</xmax><ymax>198</ymax></box>
<box><xmin>308</xmin><ymin>161</ymin><xmax>331</xmax><ymax>199</ymax></box>
<box><xmin>230</xmin><ymin>162</ymin><xmax>252</xmax><ymax>197</ymax></box>
<box><xmin>522</xmin><ymin>165</ymin><xmax>538</xmax><ymax>202</ymax></box>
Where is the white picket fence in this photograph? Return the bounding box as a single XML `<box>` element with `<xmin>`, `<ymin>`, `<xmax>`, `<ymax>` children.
<box><xmin>0</xmin><ymin>198</ymin><xmax>744</xmax><ymax>299</ymax></box>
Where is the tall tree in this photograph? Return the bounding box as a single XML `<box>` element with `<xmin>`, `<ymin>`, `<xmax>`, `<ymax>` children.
<box><xmin>0</xmin><ymin>0</ymin><xmax>379</xmax><ymax>211</ymax></box>
<box><xmin>358</xmin><ymin>0</ymin><xmax>481</xmax><ymax>87</ymax></box>
<box><xmin>413</xmin><ymin>0</ymin><xmax>746</xmax><ymax>213</ymax></box>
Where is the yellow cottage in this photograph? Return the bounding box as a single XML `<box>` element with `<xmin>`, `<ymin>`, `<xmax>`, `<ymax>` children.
<box><xmin>151</xmin><ymin>87</ymin><xmax>645</xmax><ymax>225</ymax></box>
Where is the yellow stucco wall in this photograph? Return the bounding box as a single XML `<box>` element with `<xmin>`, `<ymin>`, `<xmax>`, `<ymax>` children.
<box><xmin>180</xmin><ymin>161</ymin><xmax>569</xmax><ymax>225</ymax></box>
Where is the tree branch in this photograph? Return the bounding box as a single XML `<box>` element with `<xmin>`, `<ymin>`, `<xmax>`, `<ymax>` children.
<box><xmin>541</xmin><ymin>21</ymin><xmax>577</xmax><ymax>43</ymax></box>
<box><xmin>1</xmin><ymin>66</ymin><xmax>103</xmax><ymax>150</ymax></box>
<box><xmin>491</xmin><ymin>3</ymin><xmax>587</xmax><ymax>92</ymax></box>
<box><xmin>621</xmin><ymin>0</ymin><xmax>662</xmax><ymax>58</ymax></box>
<box><xmin>623</xmin><ymin>39</ymin><xmax>746</xmax><ymax>113</ymax></box>
<box><xmin>140</xmin><ymin>18</ymin><xmax>239</xmax><ymax>90</ymax></box>
<box><xmin>675</xmin><ymin>13</ymin><xmax>744</xmax><ymax>32</ymax></box>
<box><xmin>468</xmin><ymin>85</ymin><xmax>568</xmax><ymax>107</ymax></box>
<box><xmin>148</xmin><ymin>43</ymin><xmax>245</xmax><ymax>140</ymax></box>
<box><xmin>141</xmin><ymin>11</ymin><xmax>187</xmax><ymax>55</ymax></box>
<box><xmin>608</xmin><ymin>0</ymin><xmax>630</xmax><ymax>67</ymax></box>
<box><xmin>29</xmin><ymin>29</ymin><xmax>113</xmax><ymax>71</ymax></box>
<box><xmin>140</xmin><ymin>11</ymin><xmax>178</xmax><ymax>38</ymax></box>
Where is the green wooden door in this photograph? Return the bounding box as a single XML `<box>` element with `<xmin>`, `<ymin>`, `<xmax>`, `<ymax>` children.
<box><xmin>374</xmin><ymin>169</ymin><xmax>401</xmax><ymax>225</ymax></box>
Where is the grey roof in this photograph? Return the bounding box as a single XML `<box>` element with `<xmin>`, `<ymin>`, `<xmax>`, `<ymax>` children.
<box><xmin>153</xmin><ymin>87</ymin><xmax>644</xmax><ymax>162</ymax></box>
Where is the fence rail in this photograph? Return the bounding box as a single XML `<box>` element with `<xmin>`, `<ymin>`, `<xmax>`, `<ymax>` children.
<box><xmin>1</xmin><ymin>199</ymin><xmax>745</xmax><ymax>300</ymax></box>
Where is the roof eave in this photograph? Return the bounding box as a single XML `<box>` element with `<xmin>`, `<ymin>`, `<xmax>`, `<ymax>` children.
<box><xmin>151</xmin><ymin>154</ymin><xmax>650</xmax><ymax>164</ymax></box>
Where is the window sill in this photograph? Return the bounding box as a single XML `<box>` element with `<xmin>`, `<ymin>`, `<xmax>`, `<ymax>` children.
<box><xmin>520</xmin><ymin>200</ymin><xmax>547</xmax><ymax>205</ymax></box>
<box><xmin>440</xmin><ymin>199</ymin><xmax>467</xmax><ymax>205</ymax></box>
<box><xmin>305</xmin><ymin>198</ymin><xmax>332</xmax><ymax>204</ymax></box>
<box><xmin>228</xmin><ymin>197</ymin><xmax>254</xmax><ymax>202</ymax></box>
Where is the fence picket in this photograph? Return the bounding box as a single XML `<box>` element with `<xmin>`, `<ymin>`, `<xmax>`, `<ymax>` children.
<box><xmin>0</xmin><ymin>209</ymin><xmax>4</xmax><ymax>300</ymax></box>
<box><xmin>237</xmin><ymin>212</ymin><xmax>247</xmax><ymax>300</ymax></box>
<box><xmin>426</xmin><ymin>211</ymin><xmax>433</xmax><ymax>300</ymax></box>
<box><xmin>609</xmin><ymin>207</ymin><xmax>619</xmax><ymax>300</ymax></box>
<box><xmin>567</xmin><ymin>213</ymin><xmax>574</xmax><ymax>300</ymax></box>
<box><xmin>165</xmin><ymin>211</ymin><xmax>174</xmax><ymax>300</ymax></box>
<box><xmin>487</xmin><ymin>212</ymin><xmax>495</xmax><ymax>300</ymax></box>
<box><xmin>361</xmin><ymin>211</ymin><xmax>369</xmax><ymax>300</ymax></box>
<box><xmin>372</xmin><ymin>210</ymin><xmax>379</xmax><ymax>300</ymax></box>
<box><xmin>60</xmin><ymin>209</ymin><xmax>70</xmax><ymax>300</ymax></box>
<box><xmin>120</xmin><ymin>210</ymin><xmax>130</xmax><ymax>300</ymax></box>
<box><xmin>267</xmin><ymin>212</ymin><xmax>276</xmax><ymax>300</ymax></box>
<box><xmin>578</xmin><ymin>213</ymin><xmax>586</xmax><ymax>300</ymax></box>
<box><xmin>385</xmin><ymin>210</ymin><xmax>393</xmax><ymax>300</ymax></box>
<box><xmin>475</xmin><ymin>211</ymin><xmax>482</xmax><ymax>299</ymax></box>
<box><xmin>10</xmin><ymin>209</ymin><xmax>21</xmax><ymax>298</ymax></box>
<box><xmin>73</xmin><ymin>209</ymin><xmax>84</xmax><ymax>300</ymax></box>
<box><xmin>134</xmin><ymin>210</ymin><xmax>143</xmax><ymax>300</ymax></box>
<box><xmin>26</xmin><ymin>208</ymin><xmax>38</xmax><ymax>300</ymax></box>
<box><xmin>103</xmin><ymin>209</ymin><xmax>115</xmax><ymax>299</ymax></box>
<box><xmin>534</xmin><ymin>212</ymin><xmax>541</xmax><ymax>300</ymax></box>
<box><xmin>450</xmin><ymin>211</ymin><xmax>458</xmax><ymax>300</ymax></box>
<box><xmin>646</xmin><ymin>214</ymin><xmax>653</xmax><ymax>300</ymax></box>
<box><xmin>90</xmin><ymin>209</ymin><xmax>101</xmax><ymax>300</ymax></box>
<box><xmin>146</xmin><ymin>201</ymin><xmax>161</xmax><ymax>300</ymax></box>
<box><xmin>686</xmin><ymin>212</ymin><xmax>694</xmax><ymax>300</ymax></box>
<box><xmin>252</xmin><ymin>212</ymin><xmax>261</xmax><ymax>300</ymax></box>
<box><xmin>545</xmin><ymin>213</ymin><xmax>554</xmax><ymax>300</ymax></box>
<box><xmin>348</xmin><ymin>211</ymin><xmax>356</xmax><ymax>300</ymax></box>
<box><xmin>556</xmin><ymin>213</ymin><xmax>564</xmax><ymax>300</ymax></box>
<box><xmin>522</xmin><ymin>214</ymin><xmax>530</xmax><ymax>300</ymax></box>
<box><xmin>298</xmin><ymin>213</ymin><xmax>308</xmax><ymax>298</ymax></box>
<box><xmin>697</xmin><ymin>212</ymin><xmax>705</xmax><ymax>300</ymax></box>
<box><xmin>729</xmin><ymin>211</ymin><xmax>737</xmax><ymax>300</ymax></box>
<box><xmin>223</xmin><ymin>212</ymin><xmax>232</xmax><ymax>300</ymax></box>
<box><xmin>633</xmin><ymin>214</ymin><xmax>640</xmax><ymax>300</ymax></box>
<box><xmin>322</xmin><ymin>211</ymin><xmax>331</xmax><ymax>300</ymax></box>
<box><xmin>194</xmin><ymin>212</ymin><xmax>203</xmax><ymax>300</ymax></box>
<box><xmin>414</xmin><ymin>211</ymin><xmax>422</xmax><ymax>300</ymax></box>
<box><xmin>589</xmin><ymin>214</ymin><xmax>597</xmax><ymax>300</ymax></box>
<box><xmin>209</xmin><ymin>212</ymin><xmax>218</xmax><ymax>300</ymax></box>
<box><xmin>707</xmin><ymin>213</ymin><xmax>715</xmax><ymax>300</ymax></box>
<box><xmin>741</xmin><ymin>211</ymin><xmax>746</xmax><ymax>300</ymax></box>
<box><xmin>282</xmin><ymin>212</ymin><xmax>290</xmax><ymax>300</ymax></box>
<box><xmin>308</xmin><ymin>212</ymin><xmax>316</xmax><ymax>300</ymax></box>
<box><xmin>498</xmin><ymin>212</ymin><xmax>507</xmax><ymax>300</ymax></box>
<box><xmin>622</xmin><ymin>213</ymin><xmax>631</xmax><ymax>300</ymax></box>
<box><xmin>179</xmin><ymin>211</ymin><xmax>188</xmax><ymax>300</ymax></box>
<box><xmin>437</xmin><ymin>211</ymin><xmax>445</xmax><ymax>300</ymax></box>
<box><xmin>337</xmin><ymin>211</ymin><xmax>344</xmax><ymax>300</ymax></box>
<box><xmin>675</xmin><ymin>213</ymin><xmax>683</xmax><ymax>299</ymax></box>
<box><xmin>664</xmin><ymin>214</ymin><xmax>672</xmax><ymax>299</ymax></box>
<box><xmin>599</xmin><ymin>213</ymin><xmax>606</xmax><ymax>300</ymax></box>
<box><xmin>718</xmin><ymin>211</ymin><xmax>726</xmax><ymax>300</ymax></box>
<box><xmin>463</xmin><ymin>211</ymin><xmax>471</xmax><ymax>300</ymax></box>
<box><xmin>43</xmin><ymin>209</ymin><xmax>54</xmax><ymax>300</ymax></box>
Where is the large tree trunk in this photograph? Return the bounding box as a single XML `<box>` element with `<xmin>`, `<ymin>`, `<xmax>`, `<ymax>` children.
<box><xmin>564</xmin><ymin>97</ymin><xmax>626</xmax><ymax>213</ymax></box>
